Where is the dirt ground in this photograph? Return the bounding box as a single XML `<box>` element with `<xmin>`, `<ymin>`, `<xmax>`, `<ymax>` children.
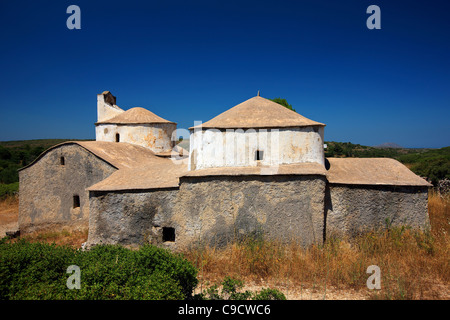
<box><xmin>0</xmin><ymin>198</ymin><xmax>18</xmax><ymax>238</ymax></box>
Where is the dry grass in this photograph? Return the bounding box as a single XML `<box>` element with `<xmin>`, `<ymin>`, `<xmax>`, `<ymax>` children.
<box><xmin>0</xmin><ymin>195</ymin><xmax>19</xmax><ymax>225</ymax></box>
<box><xmin>183</xmin><ymin>190</ymin><xmax>450</xmax><ymax>300</ymax></box>
<box><xmin>15</xmin><ymin>227</ymin><xmax>89</xmax><ymax>248</ymax></box>
<box><xmin>0</xmin><ymin>195</ymin><xmax>88</xmax><ymax>248</ymax></box>
<box><xmin>0</xmin><ymin>196</ymin><xmax>19</xmax><ymax>239</ymax></box>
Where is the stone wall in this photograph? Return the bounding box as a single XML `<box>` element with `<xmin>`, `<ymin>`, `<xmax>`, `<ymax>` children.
<box><xmin>87</xmin><ymin>188</ymin><xmax>178</xmax><ymax>248</ymax></box>
<box><xmin>19</xmin><ymin>144</ymin><xmax>116</xmax><ymax>233</ymax></box>
<box><xmin>177</xmin><ymin>174</ymin><xmax>327</xmax><ymax>248</ymax></box>
<box><xmin>325</xmin><ymin>184</ymin><xmax>430</xmax><ymax>238</ymax></box>
<box><xmin>86</xmin><ymin>175</ymin><xmax>327</xmax><ymax>249</ymax></box>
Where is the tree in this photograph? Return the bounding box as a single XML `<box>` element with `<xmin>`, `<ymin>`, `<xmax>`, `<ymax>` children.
<box><xmin>270</xmin><ymin>98</ymin><xmax>296</xmax><ymax>112</ymax></box>
<box><xmin>0</xmin><ymin>146</ymin><xmax>11</xmax><ymax>160</ymax></box>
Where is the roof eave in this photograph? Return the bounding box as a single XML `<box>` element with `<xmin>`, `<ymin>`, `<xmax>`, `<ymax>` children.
<box><xmin>188</xmin><ymin>123</ymin><xmax>326</xmax><ymax>130</ymax></box>
<box><xmin>95</xmin><ymin>121</ymin><xmax>177</xmax><ymax>126</ymax></box>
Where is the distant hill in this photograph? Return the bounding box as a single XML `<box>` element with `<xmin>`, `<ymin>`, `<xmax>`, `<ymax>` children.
<box><xmin>373</xmin><ymin>142</ymin><xmax>403</xmax><ymax>149</ymax></box>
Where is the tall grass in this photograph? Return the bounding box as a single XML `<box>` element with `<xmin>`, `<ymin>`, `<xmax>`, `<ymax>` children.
<box><xmin>183</xmin><ymin>190</ymin><xmax>450</xmax><ymax>299</ymax></box>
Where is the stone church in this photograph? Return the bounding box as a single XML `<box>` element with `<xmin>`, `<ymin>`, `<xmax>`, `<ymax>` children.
<box><xmin>18</xmin><ymin>91</ymin><xmax>431</xmax><ymax>249</ymax></box>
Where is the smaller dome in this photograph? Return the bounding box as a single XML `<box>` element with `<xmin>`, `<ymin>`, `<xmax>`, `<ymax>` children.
<box><xmin>96</xmin><ymin>107</ymin><xmax>175</xmax><ymax>125</ymax></box>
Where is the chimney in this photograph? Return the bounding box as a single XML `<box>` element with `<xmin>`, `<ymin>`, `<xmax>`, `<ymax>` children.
<box><xmin>97</xmin><ymin>91</ymin><xmax>124</xmax><ymax>123</ymax></box>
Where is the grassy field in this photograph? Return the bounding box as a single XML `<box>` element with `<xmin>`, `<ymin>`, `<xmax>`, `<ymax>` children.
<box><xmin>1</xmin><ymin>190</ymin><xmax>448</xmax><ymax>300</ymax></box>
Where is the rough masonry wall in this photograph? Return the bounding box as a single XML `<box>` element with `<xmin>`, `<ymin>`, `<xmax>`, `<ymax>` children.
<box><xmin>95</xmin><ymin>123</ymin><xmax>176</xmax><ymax>153</ymax></box>
<box><xmin>325</xmin><ymin>184</ymin><xmax>430</xmax><ymax>238</ymax></box>
<box><xmin>19</xmin><ymin>144</ymin><xmax>116</xmax><ymax>233</ymax></box>
<box><xmin>87</xmin><ymin>189</ymin><xmax>178</xmax><ymax>247</ymax></box>
<box><xmin>174</xmin><ymin>175</ymin><xmax>326</xmax><ymax>248</ymax></box>
<box><xmin>86</xmin><ymin>175</ymin><xmax>327</xmax><ymax>249</ymax></box>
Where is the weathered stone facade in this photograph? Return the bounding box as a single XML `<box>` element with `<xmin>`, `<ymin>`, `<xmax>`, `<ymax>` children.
<box><xmin>19</xmin><ymin>144</ymin><xmax>116</xmax><ymax>233</ymax></box>
<box><xmin>86</xmin><ymin>175</ymin><xmax>327</xmax><ymax>249</ymax></box>
<box><xmin>325</xmin><ymin>184</ymin><xmax>430</xmax><ymax>238</ymax></box>
<box><xmin>88</xmin><ymin>188</ymin><xmax>178</xmax><ymax>247</ymax></box>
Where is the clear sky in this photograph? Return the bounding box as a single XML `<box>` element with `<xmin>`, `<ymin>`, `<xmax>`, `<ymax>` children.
<box><xmin>0</xmin><ymin>0</ymin><xmax>449</xmax><ymax>148</ymax></box>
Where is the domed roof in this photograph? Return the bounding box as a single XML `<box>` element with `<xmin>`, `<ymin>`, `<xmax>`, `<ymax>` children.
<box><xmin>96</xmin><ymin>107</ymin><xmax>175</xmax><ymax>125</ymax></box>
<box><xmin>190</xmin><ymin>96</ymin><xmax>324</xmax><ymax>129</ymax></box>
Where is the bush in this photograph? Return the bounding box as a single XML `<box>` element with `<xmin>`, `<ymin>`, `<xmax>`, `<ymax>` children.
<box><xmin>197</xmin><ymin>276</ymin><xmax>286</xmax><ymax>300</ymax></box>
<box><xmin>0</xmin><ymin>165</ymin><xmax>20</xmax><ymax>184</ymax></box>
<box><xmin>0</xmin><ymin>182</ymin><xmax>19</xmax><ymax>199</ymax></box>
<box><xmin>253</xmin><ymin>288</ymin><xmax>286</xmax><ymax>300</ymax></box>
<box><xmin>0</xmin><ymin>241</ymin><xmax>198</xmax><ymax>300</ymax></box>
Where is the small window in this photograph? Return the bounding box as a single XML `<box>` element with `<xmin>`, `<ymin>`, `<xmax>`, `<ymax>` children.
<box><xmin>73</xmin><ymin>195</ymin><xmax>80</xmax><ymax>209</ymax></box>
<box><xmin>115</xmin><ymin>133</ymin><xmax>120</xmax><ymax>142</ymax></box>
<box><xmin>162</xmin><ymin>227</ymin><xmax>175</xmax><ymax>242</ymax></box>
<box><xmin>60</xmin><ymin>156</ymin><xmax>65</xmax><ymax>165</ymax></box>
<box><xmin>255</xmin><ymin>150</ymin><xmax>264</xmax><ymax>161</ymax></box>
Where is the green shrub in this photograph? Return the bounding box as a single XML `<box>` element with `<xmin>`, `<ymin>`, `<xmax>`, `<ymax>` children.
<box><xmin>221</xmin><ymin>276</ymin><xmax>252</xmax><ymax>300</ymax></box>
<box><xmin>0</xmin><ymin>182</ymin><xmax>19</xmax><ymax>199</ymax></box>
<box><xmin>252</xmin><ymin>288</ymin><xmax>286</xmax><ymax>300</ymax></box>
<box><xmin>0</xmin><ymin>241</ymin><xmax>198</xmax><ymax>300</ymax></box>
<box><xmin>197</xmin><ymin>276</ymin><xmax>286</xmax><ymax>300</ymax></box>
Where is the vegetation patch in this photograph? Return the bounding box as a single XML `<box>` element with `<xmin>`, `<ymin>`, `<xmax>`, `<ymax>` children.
<box><xmin>0</xmin><ymin>241</ymin><xmax>198</xmax><ymax>300</ymax></box>
<box><xmin>196</xmin><ymin>276</ymin><xmax>286</xmax><ymax>300</ymax></box>
<box><xmin>0</xmin><ymin>182</ymin><xmax>19</xmax><ymax>199</ymax></box>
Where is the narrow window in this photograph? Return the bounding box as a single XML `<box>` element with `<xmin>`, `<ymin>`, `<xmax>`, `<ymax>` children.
<box><xmin>162</xmin><ymin>227</ymin><xmax>175</xmax><ymax>242</ymax></box>
<box><xmin>115</xmin><ymin>133</ymin><xmax>120</xmax><ymax>142</ymax></box>
<box><xmin>73</xmin><ymin>195</ymin><xmax>80</xmax><ymax>209</ymax></box>
<box><xmin>60</xmin><ymin>156</ymin><xmax>65</xmax><ymax>165</ymax></box>
<box><xmin>255</xmin><ymin>150</ymin><xmax>264</xmax><ymax>161</ymax></box>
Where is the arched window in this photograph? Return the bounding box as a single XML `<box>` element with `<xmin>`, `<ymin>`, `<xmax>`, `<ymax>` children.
<box><xmin>115</xmin><ymin>133</ymin><xmax>120</xmax><ymax>142</ymax></box>
<box><xmin>60</xmin><ymin>156</ymin><xmax>65</xmax><ymax>165</ymax></box>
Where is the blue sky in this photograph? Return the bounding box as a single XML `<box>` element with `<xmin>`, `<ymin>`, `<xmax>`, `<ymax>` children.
<box><xmin>0</xmin><ymin>0</ymin><xmax>449</xmax><ymax>148</ymax></box>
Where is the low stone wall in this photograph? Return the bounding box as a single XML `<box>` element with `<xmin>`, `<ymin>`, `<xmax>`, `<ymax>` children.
<box><xmin>18</xmin><ymin>144</ymin><xmax>116</xmax><ymax>233</ymax></box>
<box><xmin>86</xmin><ymin>175</ymin><xmax>327</xmax><ymax>249</ymax></box>
<box><xmin>325</xmin><ymin>184</ymin><xmax>430</xmax><ymax>239</ymax></box>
